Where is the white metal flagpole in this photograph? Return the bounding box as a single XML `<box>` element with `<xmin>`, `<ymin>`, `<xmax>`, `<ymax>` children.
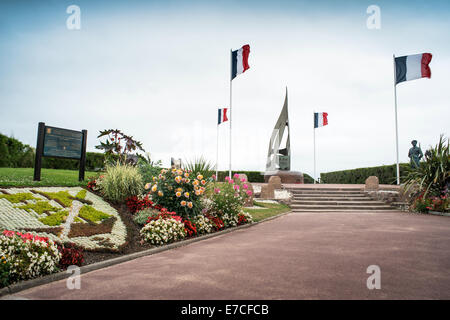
<box><xmin>313</xmin><ymin>112</ymin><xmax>316</xmax><ymax>184</ymax></box>
<box><xmin>393</xmin><ymin>54</ymin><xmax>400</xmax><ymax>185</ymax></box>
<box><xmin>216</xmin><ymin>121</ymin><xmax>219</xmax><ymax>181</ymax></box>
<box><xmin>229</xmin><ymin>49</ymin><xmax>233</xmax><ymax>179</ymax></box>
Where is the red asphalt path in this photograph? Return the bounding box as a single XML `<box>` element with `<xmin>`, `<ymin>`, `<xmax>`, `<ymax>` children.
<box><xmin>5</xmin><ymin>210</ymin><xmax>450</xmax><ymax>299</ymax></box>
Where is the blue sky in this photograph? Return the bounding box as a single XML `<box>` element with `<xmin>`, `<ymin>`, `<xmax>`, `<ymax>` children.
<box><xmin>0</xmin><ymin>0</ymin><xmax>449</xmax><ymax>179</ymax></box>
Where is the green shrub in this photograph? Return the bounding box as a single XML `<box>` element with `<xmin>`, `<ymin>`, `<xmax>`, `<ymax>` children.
<box><xmin>320</xmin><ymin>163</ymin><xmax>411</xmax><ymax>184</ymax></box>
<box><xmin>39</xmin><ymin>210</ymin><xmax>69</xmax><ymax>226</ymax></box>
<box><xmin>98</xmin><ymin>162</ymin><xmax>144</xmax><ymax>203</ymax></box>
<box><xmin>133</xmin><ymin>208</ymin><xmax>160</xmax><ymax>226</ymax></box>
<box><xmin>184</xmin><ymin>156</ymin><xmax>215</xmax><ymax>179</ymax></box>
<box><xmin>404</xmin><ymin>135</ymin><xmax>449</xmax><ymax>197</ymax></box>
<box><xmin>0</xmin><ymin>133</ymin><xmax>34</xmax><ymax>168</ymax></box>
<box><xmin>78</xmin><ymin>205</ymin><xmax>110</xmax><ymax>223</ymax></box>
<box><xmin>137</xmin><ymin>154</ymin><xmax>162</xmax><ymax>185</ymax></box>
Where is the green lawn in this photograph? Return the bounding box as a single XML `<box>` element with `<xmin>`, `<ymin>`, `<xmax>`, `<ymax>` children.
<box><xmin>0</xmin><ymin>168</ymin><xmax>99</xmax><ymax>187</ymax></box>
<box><xmin>245</xmin><ymin>201</ymin><xmax>291</xmax><ymax>222</ymax></box>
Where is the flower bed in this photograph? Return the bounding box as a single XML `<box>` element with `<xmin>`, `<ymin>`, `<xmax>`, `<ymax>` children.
<box><xmin>0</xmin><ymin>187</ymin><xmax>127</xmax><ymax>252</ymax></box>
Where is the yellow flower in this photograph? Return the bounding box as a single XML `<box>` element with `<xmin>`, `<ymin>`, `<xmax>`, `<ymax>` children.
<box><xmin>144</xmin><ymin>183</ymin><xmax>151</xmax><ymax>190</ymax></box>
<box><xmin>151</xmin><ymin>185</ymin><xmax>157</xmax><ymax>192</ymax></box>
<box><xmin>184</xmin><ymin>172</ymin><xmax>190</xmax><ymax>178</ymax></box>
<box><xmin>187</xmin><ymin>202</ymin><xmax>193</xmax><ymax>208</ymax></box>
<box><xmin>158</xmin><ymin>191</ymin><xmax>164</xmax><ymax>197</ymax></box>
<box><xmin>197</xmin><ymin>174</ymin><xmax>203</xmax><ymax>180</ymax></box>
<box><xmin>176</xmin><ymin>188</ymin><xmax>183</xmax><ymax>192</ymax></box>
<box><xmin>177</xmin><ymin>169</ymin><xmax>183</xmax><ymax>176</ymax></box>
<box><xmin>176</xmin><ymin>192</ymin><xmax>182</xmax><ymax>197</ymax></box>
<box><xmin>175</xmin><ymin>176</ymin><xmax>182</xmax><ymax>183</ymax></box>
<box><xmin>152</xmin><ymin>177</ymin><xmax>156</xmax><ymax>181</ymax></box>
<box><xmin>184</xmin><ymin>192</ymin><xmax>190</xmax><ymax>198</ymax></box>
<box><xmin>181</xmin><ymin>200</ymin><xmax>187</xmax><ymax>206</ymax></box>
<box><xmin>193</xmin><ymin>180</ymin><xmax>199</xmax><ymax>186</ymax></box>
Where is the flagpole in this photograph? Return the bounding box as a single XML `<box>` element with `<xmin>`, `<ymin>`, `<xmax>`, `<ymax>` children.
<box><xmin>216</xmin><ymin>121</ymin><xmax>219</xmax><ymax>181</ymax></box>
<box><xmin>313</xmin><ymin>112</ymin><xmax>316</xmax><ymax>184</ymax></box>
<box><xmin>393</xmin><ymin>54</ymin><xmax>400</xmax><ymax>185</ymax></box>
<box><xmin>229</xmin><ymin>49</ymin><xmax>233</xmax><ymax>179</ymax></box>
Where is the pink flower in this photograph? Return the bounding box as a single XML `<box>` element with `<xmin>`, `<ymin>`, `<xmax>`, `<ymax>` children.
<box><xmin>234</xmin><ymin>185</ymin><xmax>240</xmax><ymax>191</ymax></box>
<box><xmin>233</xmin><ymin>173</ymin><xmax>240</xmax><ymax>179</ymax></box>
<box><xmin>214</xmin><ymin>188</ymin><xmax>221</xmax><ymax>194</ymax></box>
<box><xmin>212</xmin><ymin>174</ymin><xmax>217</xmax><ymax>180</ymax></box>
<box><xmin>225</xmin><ymin>176</ymin><xmax>230</xmax><ymax>181</ymax></box>
<box><xmin>246</xmin><ymin>190</ymin><xmax>253</xmax><ymax>196</ymax></box>
<box><xmin>241</xmin><ymin>178</ymin><xmax>246</xmax><ymax>182</ymax></box>
<box><xmin>228</xmin><ymin>179</ymin><xmax>234</xmax><ymax>184</ymax></box>
<box><xmin>243</xmin><ymin>184</ymin><xmax>248</xmax><ymax>189</ymax></box>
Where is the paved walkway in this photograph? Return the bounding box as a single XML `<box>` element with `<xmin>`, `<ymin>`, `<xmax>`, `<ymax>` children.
<box><xmin>6</xmin><ymin>210</ymin><xmax>450</xmax><ymax>299</ymax></box>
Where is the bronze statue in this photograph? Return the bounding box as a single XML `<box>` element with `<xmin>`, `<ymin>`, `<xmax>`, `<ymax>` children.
<box><xmin>408</xmin><ymin>140</ymin><xmax>423</xmax><ymax>168</ymax></box>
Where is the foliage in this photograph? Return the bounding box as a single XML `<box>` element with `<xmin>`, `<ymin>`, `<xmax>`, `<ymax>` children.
<box><xmin>216</xmin><ymin>171</ymin><xmax>265</xmax><ymax>183</ymax></box>
<box><xmin>57</xmin><ymin>243</ymin><xmax>84</xmax><ymax>270</ymax></box>
<box><xmin>411</xmin><ymin>192</ymin><xmax>449</xmax><ymax>213</ymax></box>
<box><xmin>137</xmin><ymin>153</ymin><xmax>163</xmax><ymax>185</ymax></box>
<box><xmin>183</xmin><ymin>156</ymin><xmax>215</xmax><ymax>179</ymax></box>
<box><xmin>0</xmin><ymin>192</ymin><xmax>39</xmax><ymax>203</ymax></box>
<box><xmin>78</xmin><ymin>206</ymin><xmax>111</xmax><ymax>223</ymax></box>
<box><xmin>133</xmin><ymin>208</ymin><xmax>161</xmax><ymax>226</ymax></box>
<box><xmin>0</xmin><ymin>230</ymin><xmax>61</xmax><ymax>284</ymax></box>
<box><xmin>0</xmin><ymin>168</ymin><xmax>98</xmax><ymax>188</ymax></box>
<box><xmin>146</xmin><ymin>168</ymin><xmax>210</xmax><ymax>219</ymax></box>
<box><xmin>95</xmin><ymin>129</ymin><xmax>145</xmax><ymax>164</ymax></box>
<box><xmin>98</xmin><ymin>162</ymin><xmax>144</xmax><ymax>203</ymax></box>
<box><xmin>126</xmin><ymin>194</ymin><xmax>157</xmax><ymax>214</ymax></box>
<box><xmin>39</xmin><ymin>210</ymin><xmax>69</xmax><ymax>226</ymax></box>
<box><xmin>76</xmin><ymin>189</ymin><xmax>87</xmax><ymax>199</ymax></box>
<box><xmin>320</xmin><ymin>163</ymin><xmax>411</xmax><ymax>184</ymax></box>
<box><xmin>404</xmin><ymin>135</ymin><xmax>449</xmax><ymax>198</ymax></box>
<box><xmin>140</xmin><ymin>217</ymin><xmax>186</xmax><ymax>246</ymax></box>
<box><xmin>0</xmin><ymin>133</ymin><xmax>34</xmax><ymax>168</ymax></box>
<box><xmin>0</xmin><ymin>254</ymin><xmax>11</xmax><ymax>288</ymax></box>
<box><xmin>192</xmin><ymin>214</ymin><xmax>215</xmax><ymax>234</ymax></box>
<box><xmin>237</xmin><ymin>211</ymin><xmax>253</xmax><ymax>225</ymax></box>
<box><xmin>205</xmin><ymin>174</ymin><xmax>251</xmax><ymax>227</ymax></box>
<box><xmin>183</xmin><ymin>219</ymin><xmax>197</xmax><ymax>237</ymax></box>
<box><xmin>17</xmin><ymin>201</ymin><xmax>62</xmax><ymax>215</ymax></box>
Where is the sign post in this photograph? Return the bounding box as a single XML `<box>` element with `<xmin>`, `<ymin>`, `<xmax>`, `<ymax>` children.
<box><xmin>33</xmin><ymin>122</ymin><xmax>88</xmax><ymax>182</ymax></box>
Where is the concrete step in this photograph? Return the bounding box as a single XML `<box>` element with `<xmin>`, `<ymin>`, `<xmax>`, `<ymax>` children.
<box><xmin>292</xmin><ymin>200</ymin><xmax>387</xmax><ymax>205</ymax></box>
<box><xmin>289</xmin><ymin>190</ymin><xmax>364</xmax><ymax>195</ymax></box>
<box><xmin>293</xmin><ymin>195</ymin><xmax>370</xmax><ymax>200</ymax></box>
<box><xmin>292</xmin><ymin>209</ymin><xmax>397</xmax><ymax>212</ymax></box>
<box><xmin>291</xmin><ymin>204</ymin><xmax>394</xmax><ymax>210</ymax></box>
<box><xmin>285</xmin><ymin>187</ymin><xmax>363</xmax><ymax>192</ymax></box>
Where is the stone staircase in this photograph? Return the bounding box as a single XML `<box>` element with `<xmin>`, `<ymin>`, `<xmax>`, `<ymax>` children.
<box><xmin>286</xmin><ymin>187</ymin><xmax>397</xmax><ymax>212</ymax></box>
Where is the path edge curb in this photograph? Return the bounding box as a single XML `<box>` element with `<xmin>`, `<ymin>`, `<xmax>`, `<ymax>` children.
<box><xmin>0</xmin><ymin>209</ymin><xmax>292</xmax><ymax>298</ymax></box>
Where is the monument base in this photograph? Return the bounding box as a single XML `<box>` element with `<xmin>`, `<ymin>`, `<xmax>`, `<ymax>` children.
<box><xmin>264</xmin><ymin>170</ymin><xmax>304</xmax><ymax>184</ymax></box>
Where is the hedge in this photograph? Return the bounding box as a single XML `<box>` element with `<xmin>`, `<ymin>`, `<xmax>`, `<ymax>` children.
<box><xmin>216</xmin><ymin>171</ymin><xmax>315</xmax><ymax>184</ymax></box>
<box><xmin>320</xmin><ymin>163</ymin><xmax>411</xmax><ymax>184</ymax></box>
<box><xmin>0</xmin><ymin>133</ymin><xmax>111</xmax><ymax>171</ymax></box>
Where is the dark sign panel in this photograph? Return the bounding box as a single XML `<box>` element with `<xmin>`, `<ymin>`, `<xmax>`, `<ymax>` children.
<box><xmin>43</xmin><ymin>126</ymin><xmax>83</xmax><ymax>159</ymax></box>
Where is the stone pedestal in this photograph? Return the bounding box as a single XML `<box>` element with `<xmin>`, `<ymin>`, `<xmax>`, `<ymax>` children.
<box><xmin>268</xmin><ymin>176</ymin><xmax>282</xmax><ymax>189</ymax></box>
<box><xmin>264</xmin><ymin>170</ymin><xmax>304</xmax><ymax>184</ymax></box>
<box><xmin>260</xmin><ymin>184</ymin><xmax>275</xmax><ymax>199</ymax></box>
<box><xmin>365</xmin><ymin>176</ymin><xmax>379</xmax><ymax>191</ymax></box>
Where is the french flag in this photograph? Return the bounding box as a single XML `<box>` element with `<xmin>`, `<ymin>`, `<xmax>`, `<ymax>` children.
<box><xmin>231</xmin><ymin>44</ymin><xmax>250</xmax><ymax>80</ymax></box>
<box><xmin>218</xmin><ymin>108</ymin><xmax>228</xmax><ymax>125</ymax></box>
<box><xmin>395</xmin><ymin>53</ymin><xmax>432</xmax><ymax>85</ymax></box>
<box><xmin>314</xmin><ymin>112</ymin><xmax>328</xmax><ymax>128</ymax></box>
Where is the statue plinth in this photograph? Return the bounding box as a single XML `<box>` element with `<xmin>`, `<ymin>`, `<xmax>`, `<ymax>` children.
<box><xmin>264</xmin><ymin>170</ymin><xmax>304</xmax><ymax>184</ymax></box>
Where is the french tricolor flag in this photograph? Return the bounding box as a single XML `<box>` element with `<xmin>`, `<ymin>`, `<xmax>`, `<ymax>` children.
<box><xmin>314</xmin><ymin>112</ymin><xmax>328</xmax><ymax>128</ymax></box>
<box><xmin>218</xmin><ymin>108</ymin><xmax>228</xmax><ymax>125</ymax></box>
<box><xmin>395</xmin><ymin>53</ymin><xmax>432</xmax><ymax>85</ymax></box>
<box><xmin>231</xmin><ymin>44</ymin><xmax>250</xmax><ymax>80</ymax></box>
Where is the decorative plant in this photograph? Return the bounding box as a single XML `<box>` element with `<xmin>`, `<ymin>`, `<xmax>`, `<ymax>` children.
<box><xmin>98</xmin><ymin>161</ymin><xmax>144</xmax><ymax>203</ymax></box>
<box><xmin>140</xmin><ymin>216</ymin><xmax>186</xmax><ymax>246</ymax></box>
<box><xmin>404</xmin><ymin>135</ymin><xmax>449</xmax><ymax>198</ymax></box>
<box><xmin>138</xmin><ymin>153</ymin><xmax>163</xmax><ymax>184</ymax></box>
<box><xmin>183</xmin><ymin>156</ymin><xmax>215</xmax><ymax>179</ymax></box>
<box><xmin>146</xmin><ymin>168</ymin><xmax>211</xmax><ymax>219</ymax></box>
<box><xmin>95</xmin><ymin>129</ymin><xmax>145</xmax><ymax>164</ymax></box>
<box><xmin>58</xmin><ymin>243</ymin><xmax>84</xmax><ymax>270</ymax></box>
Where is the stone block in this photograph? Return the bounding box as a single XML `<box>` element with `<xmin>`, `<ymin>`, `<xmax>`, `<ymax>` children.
<box><xmin>268</xmin><ymin>176</ymin><xmax>282</xmax><ymax>189</ymax></box>
<box><xmin>260</xmin><ymin>184</ymin><xmax>275</xmax><ymax>199</ymax></box>
<box><xmin>365</xmin><ymin>176</ymin><xmax>379</xmax><ymax>191</ymax></box>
